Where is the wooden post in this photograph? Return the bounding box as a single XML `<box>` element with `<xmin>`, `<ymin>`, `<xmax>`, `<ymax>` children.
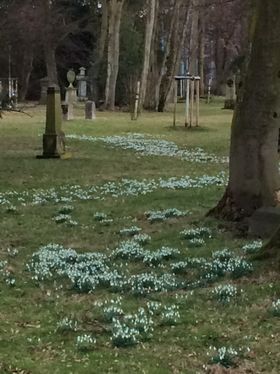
<box><xmin>132</xmin><ymin>81</ymin><xmax>140</xmax><ymax>120</ymax></box>
<box><xmin>189</xmin><ymin>78</ymin><xmax>195</xmax><ymax>127</ymax></box>
<box><xmin>173</xmin><ymin>80</ymin><xmax>178</xmax><ymax>127</ymax></box>
<box><xmin>195</xmin><ymin>77</ymin><xmax>200</xmax><ymax>127</ymax></box>
<box><xmin>207</xmin><ymin>77</ymin><xmax>212</xmax><ymax>104</ymax></box>
<box><xmin>185</xmin><ymin>78</ymin><xmax>190</xmax><ymax>127</ymax></box>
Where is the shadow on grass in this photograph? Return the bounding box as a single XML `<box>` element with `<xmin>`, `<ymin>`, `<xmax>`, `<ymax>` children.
<box><xmin>164</xmin><ymin>125</ymin><xmax>216</xmax><ymax>133</ymax></box>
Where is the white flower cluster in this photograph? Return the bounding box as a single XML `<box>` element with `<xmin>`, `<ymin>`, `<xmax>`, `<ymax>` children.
<box><xmin>96</xmin><ymin>297</ymin><xmax>124</xmax><ymax>322</ymax></box>
<box><xmin>113</xmin><ymin>240</ymin><xmax>144</xmax><ymax>260</ymax></box>
<box><xmin>111</xmin><ymin>318</ymin><xmax>140</xmax><ymax>347</ymax></box>
<box><xmin>76</xmin><ymin>334</ymin><xmax>96</xmax><ymax>351</ymax></box>
<box><xmin>113</xmin><ymin>240</ymin><xmax>180</xmax><ymax>266</ymax></box>
<box><xmin>6</xmin><ymin>248</ymin><xmax>19</xmax><ymax>257</ymax></box>
<box><xmin>94</xmin><ymin>212</ymin><xmax>108</xmax><ymax>221</ymax></box>
<box><xmin>271</xmin><ymin>299</ymin><xmax>280</xmax><ymax>317</ymax></box>
<box><xmin>5</xmin><ymin>205</ymin><xmax>17</xmax><ymax>213</ymax></box>
<box><xmin>143</xmin><ymin>247</ymin><xmax>180</xmax><ymax>266</ymax></box>
<box><xmin>210</xmin><ymin>250</ymin><xmax>253</xmax><ymax>279</ymax></box>
<box><xmin>160</xmin><ymin>305</ymin><xmax>180</xmax><ymax>325</ymax></box>
<box><xmin>0</xmin><ymin>173</ymin><xmax>227</xmax><ymax>207</ymax></box>
<box><xmin>56</xmin><ymin>317</ymin><xmax>78</xmax><ymax>332</ymax></box>
<box><xmin>212</xmin><ymin>284</ymin><xmax>238</xmax><ymax>303</ymax></box>
<box><xmin>146</xmin><ymin>301</ymin><xmax>162</xmax><ymax>315</ymax></box>
<box><xmin>27</xmin><ymin>243</ymin><xmax>180</xmax><ymax>295</ymax></box>
<box><xmin>119</xmin><ymin>226</ymin><xmax>142</xmax><ymax>237</ymax></box>
<box><xmin>133</xmin><ymin>233</ymin><xmax>151</xmax><ymax>245</ymax></box>
<box><xmin>58</xmin><ymin>205</ymin><xmax>74</xmax><ymax>215</ymax></box>
<box><xmin>53</xmin><ymin>214</ymin><xmax>78</xmax><ymax>227</ymax></box>
<box><xmin>180</xmin><ymin>227</ymin><xmax>212</xmax><ymax>240</ymax></box>
<box><xmin>111</xmin><ymin>307</ymin><xmax>155</xmax><ymax>347</ymax></box>
<box><xmin>208</xmin><ymin>346</ymin><xmax>249</xmax><ymax>368</ymax></box>
<box><xmin>170</xmin><ymin>249</ymin><xmax>252</xmax><ymax>282</ymax></box>
<box><xmin>242</xmin><ymin>240</ymin><xmax>263</xmax><ymax>254</ymax></box>
<box><xmin>67</xmin><ymin>133</ymin><xmax>228</xmax><ymax>164</ymax></box>
<box><xmin>129</xmin><ymin>272</ymin><xmax>178</xmax><ymax>295</ymax></box>
<box><xmin>145</xmin><ymin>208</ymin><xmax>190</xmax><ymax>223</ymax></box>
<box><xmin>0</xmin><ymin>260</ymin><xmax>15</xmax><ymax>287</ymax></box>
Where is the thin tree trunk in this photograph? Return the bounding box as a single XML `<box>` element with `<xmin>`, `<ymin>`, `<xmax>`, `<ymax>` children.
<box><xmin>155</xmin><ymin>0</ymin><xmax>177</xmax><ymax>110</ymax></box>
<box><xmin>198</xmin><ymin>1</ymin><xmax>205</xmax><ymax>95</ymax></box>
<box><xmin>209</xmin><ymin>0</ymin><xmax>280</xmax><ymax>221</ymax></box>
<box><xmin>139</xmin><ymin>0</ymin><xmax>157</xmax><ymax>111</ymax></box>
<box><xmin>19</xmin><ymin>50</ymin><xmax>33</xmax><ymax>101</ymax></box>
<box><xmin>105</xmin><ymin>0</ymin><xmax>125</xmax><ymax>110</ymax></box>
<box><xmin>158</xmin><ymin>1</ymin><xmax>190</xmax><ymax>112</ymax></box>
<box><xmin>89</xmin><ymin>0</ymin><xmax>108</xmax><ymax>102</ymax></box>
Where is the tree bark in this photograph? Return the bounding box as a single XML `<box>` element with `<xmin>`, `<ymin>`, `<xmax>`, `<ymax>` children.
<box><xmin>105</xmin><ymin>0</ymin><xmax>125</xmax><ymax>110</ymax></box>
<box><xmin>158</xmin><ymin>1</ymin><xmax>190</xmax><ymax>112</ymax></box>
<box><xmin>88</xmin><ymin>0</ymin><xmax>108</xmax><ymax>102</ymax></box>
<box><xmin>139</xmin><ymin>0</ymin><xmax>157</xmax><ymax>111</ymax></box>
<box><xmin>198</xmin><ymin>1</ymin><xmax>205</xmax><ymax>95</ymax></box>
<box><xmin>189</xmin><ymin>0</ymin><xmax>199</xmax><ymax>76</ymax></box>
<box><xmin>19</xmin><ymin>49</ymin><xmax>33</xmax><ymax>101</ymax></box>
<box><xmin>209</xmin><ymin>0</ymin><xmax>280</xmax><ymax>221</ymax></box>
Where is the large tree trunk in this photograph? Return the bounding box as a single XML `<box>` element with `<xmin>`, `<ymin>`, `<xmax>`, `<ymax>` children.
<box><xmin>146</xmin><ymin>0</ymin><xmax>176</xmax><ymax>111</ymax></box>
<box><xmin>189</xmin><ymin>0</ymin><xmax>199</xmax><ymax>75</ymax></box>
<box><xmin>105</xmin><ymin>0</ymin><xmax>125</xmax><ymax>110</ymax></box>
<box><xmin>88</xmin><ymin>0</ymin><xmax>108</xmax><ymax>102</ymax></box>
<box><xmin>209</xmin><ymin>0</ymin><xmax>280</xmax><ymax>221</ymax></box>
<box><xmin>139</xmin><ymin>0</ymin><xmax>157</xmax><ymax>111</ymax></box>
<box><xmin>158</xmin><ymin>1</ymin><xmax>190</xmax><ymax>112</ymax></box>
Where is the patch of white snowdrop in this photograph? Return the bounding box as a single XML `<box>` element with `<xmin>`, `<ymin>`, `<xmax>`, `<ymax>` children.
<box><xmin>67</xmin><ymin>133</ymin><xmax>229</xmax><ymax>164</ymax></box>
<box><xmin>0</xmin><ymin>173</ymin><xmax>226</xmax><ymax>207</ymax></box>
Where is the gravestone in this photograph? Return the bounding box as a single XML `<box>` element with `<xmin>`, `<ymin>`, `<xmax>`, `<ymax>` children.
<box><xmin>39</xmin><ymin>77</ymin><xmax>49</xmax><ymax>105</ymax></box>
<box><xmin>64</xmin><ymin>69</ymin><xmax>76</xmax><ymax>120</ymax></box>
<box><xmin>85</xmin><ymin>100</ymin><xmax>96</xmax><ymax>120</ymax></box>
<box><xmin>224</xmin><ymin>77</ymin><xmax>236</xmax><ymax>110</ymax></box>
<box><xmin>248</xmin><ymin>207</ymin><xmax>280</xmax><ymax>238</ymax></box>
<box><xmin>76</xmin><ymin>67</ymin><xmax>88</xmax><ymax>101</ymax></box>
<box><xmin>37</xmin><ymin>86</ymin><xmax>65</xmax><ymax>158</ymax></box>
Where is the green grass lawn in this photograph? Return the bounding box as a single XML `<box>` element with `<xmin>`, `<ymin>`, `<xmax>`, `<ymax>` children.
<box><xmin>0</xmin><ymin>100</ymin><xmax>279</xmax><ymax>374</ymax></box>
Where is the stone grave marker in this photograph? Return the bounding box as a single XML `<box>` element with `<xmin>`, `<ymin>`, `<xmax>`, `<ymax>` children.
<box><xmin>224</xmin><ymin>76</ymin><xmax>236</xmax><ymax>110</ymax></box>
<box><xmin>85</xmin><ymin>100</ymin><xmax>96</xmax><ymax>120</ymax></box>
<box><xmin>37</xmin><ymin>86</ymin><xmax>65</xmax><ymax>158</ymax></box>
<box><xmin>77</xmin><ymin>67</ymin><xmax>88</xmax><ymax>101</ymax></box>
<box><xmin>65</xmin><ymin>69</ymin><xmax>76</xmax><ymax>120</ymax></box>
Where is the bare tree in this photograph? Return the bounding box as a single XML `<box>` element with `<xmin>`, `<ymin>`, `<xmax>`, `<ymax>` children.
<box><xmin>105</xmin><ymin>0</ymin><xmax>125</xmax><ymax>110</ymax></box>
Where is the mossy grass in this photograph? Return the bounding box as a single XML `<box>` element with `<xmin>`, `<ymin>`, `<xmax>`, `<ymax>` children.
<box><xmin>0</xmin><ymin>100</ymin><xmax>279</xmax><ymax>373</ymax></box>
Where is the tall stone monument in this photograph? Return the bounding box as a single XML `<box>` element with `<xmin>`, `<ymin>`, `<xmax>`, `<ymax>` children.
<box><xmin>37</xmin><ymin>86</ymin><xmax>65</xmax><ymax>158</ymax></box>
<box><xmin>65</xmin><ymin>69</ymin><xmax>76</xmax><ymax>120</ymax></box>
<box><xmin>76</xmin><ymin>67</ymin><xmax>88</xmax><ymax>101</ymax></box>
